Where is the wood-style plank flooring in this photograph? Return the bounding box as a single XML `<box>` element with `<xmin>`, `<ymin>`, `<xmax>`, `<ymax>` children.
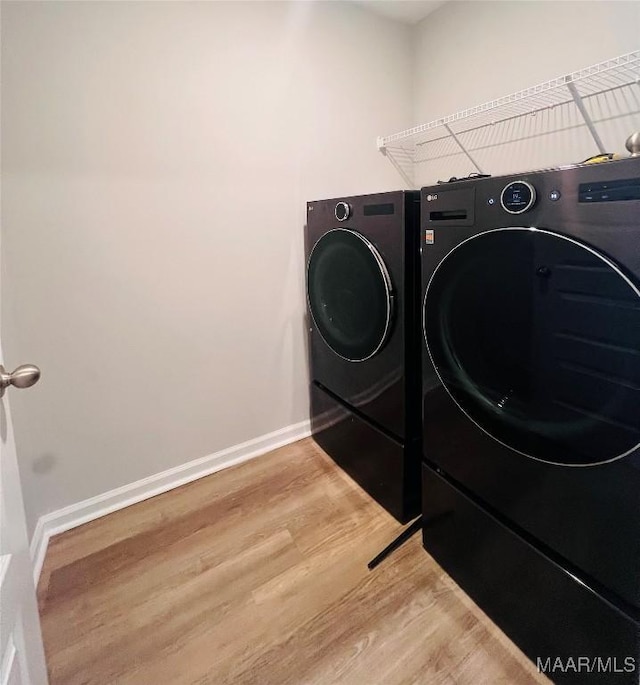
<box><xmin>37</xmin><ymin>438</ymin><xmax>548</xmax><ymax>684</ymax></box>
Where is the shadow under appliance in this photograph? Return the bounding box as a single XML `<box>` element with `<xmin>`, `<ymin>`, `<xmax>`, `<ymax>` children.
<box><xmin>420</xmin><ymin>160</ymin><xmax>640</xmax><ymax>683</ymax></box>
<box><xmin>306</xmin><ymin>192</ymin><xmax>421</xmax><ymax>522</ymax></box>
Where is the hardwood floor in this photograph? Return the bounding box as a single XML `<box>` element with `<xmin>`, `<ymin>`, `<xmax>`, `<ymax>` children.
<box><xmin>37</xmin><ymin>438</ymin><xmax>548</xmax><ymax>684</ymax></box>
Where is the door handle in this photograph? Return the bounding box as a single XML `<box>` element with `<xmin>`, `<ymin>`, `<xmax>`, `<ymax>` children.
<box><xmin>0</xmin><ymin>364</ymin><xmax>41</xmax><ymax>397</ymax></box>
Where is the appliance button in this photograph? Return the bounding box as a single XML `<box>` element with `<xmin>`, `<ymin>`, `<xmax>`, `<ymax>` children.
<box><xmin>549</xmin><ymin>190</ymin><xmax>561</xmax><ymax>201</ymax></box>
<box><xmin>487</xmin><ymin>197</ymin><xmax>496</xmax><ymax>206</ymax></box>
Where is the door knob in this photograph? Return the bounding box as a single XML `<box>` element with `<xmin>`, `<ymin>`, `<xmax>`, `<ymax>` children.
<box><xmin>0</xmin><ymin>364</ymin><xmax>41</xmax><ymax>397</ymax></box>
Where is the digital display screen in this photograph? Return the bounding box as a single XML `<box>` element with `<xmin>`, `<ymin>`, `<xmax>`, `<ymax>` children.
<box><xmin>363</xmin><ymin>203</ymin><xmax>395</xmax><ymax>216</ymax></box>
<box><xmin>502</xmin><ymin>182</ymin><xmax>533</xmax><ymax>212</ymax></box>
<box><xmin>578</xmin><ymin>177</ymin><xmax>640</xmax><ymax>203</ymax></box>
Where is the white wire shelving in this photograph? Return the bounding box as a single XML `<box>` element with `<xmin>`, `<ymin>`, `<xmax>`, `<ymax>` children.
<box><xmin>378</xmin><ymin>50</ymin><xmax>640</xmax><ymax>188</ymax></box>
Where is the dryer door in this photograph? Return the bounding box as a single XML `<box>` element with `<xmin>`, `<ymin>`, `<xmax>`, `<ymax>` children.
<box><xmin>424</xmin><ymin>227</ymin><xmax>640</xmax><ymax>466</ymax></box>
<box><xmin>307</xmin><ymin>229</ymin><xmax>394</xmax><ymax>362</ymax></box>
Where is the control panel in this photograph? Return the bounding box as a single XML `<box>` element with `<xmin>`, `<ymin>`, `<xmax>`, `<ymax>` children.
<box><xmin>579</xmin><ymin>177</ymin><xmax>640</xmax><ymax>203</ymax></box>
<box><xmin>500</xmin><ymin>181</ymin><xmax>536</xmax><ymax>214</ymax></box>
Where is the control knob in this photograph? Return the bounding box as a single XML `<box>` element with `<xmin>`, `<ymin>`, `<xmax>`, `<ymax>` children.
<box><xmin>500</xmin><ymin>180</ymin><xmax>536</xmax><ymax>214</ymax></box>
<box><xmin>335</xmin><ymin>202</ymin><xmax>351</xmax><ymax>222</ymax></box>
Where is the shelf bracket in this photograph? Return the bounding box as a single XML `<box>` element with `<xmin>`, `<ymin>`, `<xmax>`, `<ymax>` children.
<box><xmin>566</xmin><ymin>78</ymin><xmax>606</xmax><ymax>154</ymax></box>
<box><xmin>443</xmin><ymin>124</ymin><xmax>484</xmax><ymax>174</ymax></box>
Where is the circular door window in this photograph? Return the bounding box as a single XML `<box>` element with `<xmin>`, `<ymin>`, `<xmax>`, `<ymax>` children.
<box><xmin>307</xmin><ymin>229</ymin><xmax>394</xmax><ymax>362</ymax></box>
<box><xmin>424</xmin><ymin>228</ymin><xmax>640</xmax><ymax>466</ymax></box>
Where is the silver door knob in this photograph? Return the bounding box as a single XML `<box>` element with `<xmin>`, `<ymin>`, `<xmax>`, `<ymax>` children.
<box><xmin>626</xmin><ymin>131</ymin><xmax>640</xmax><ymax>157</ymax></box>
<box><xmin>0</xmin><ymin>364</ymin><xmax>41</xmax><ymax>397</ymax></box>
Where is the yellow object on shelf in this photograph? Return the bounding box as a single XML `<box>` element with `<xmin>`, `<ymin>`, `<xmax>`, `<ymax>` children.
<box><xmin>582</xmin><ymin>153</ymin><xmax>622</xmax><ymax>164</ymax></box>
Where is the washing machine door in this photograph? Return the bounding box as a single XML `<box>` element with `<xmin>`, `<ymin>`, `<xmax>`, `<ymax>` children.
<box><xmin>307</xmin><ymin>228</ymin><xmax>394</xmax><ymax>362</ymax></box>
<box><xmin>424</xmin><ymin>227</ymin><xmax>640</xmax><ymax>466</ymax></box>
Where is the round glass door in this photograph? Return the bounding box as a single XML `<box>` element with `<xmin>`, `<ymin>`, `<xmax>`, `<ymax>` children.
<box><xmin>424</xmin><ymin>228</ymin><xmax>640</xmax><ymax>466</ymax></box>
<box><xmin>307</xmin><ymin>229</ymin><xmax>394</xmax><ymax>362</ymax></box>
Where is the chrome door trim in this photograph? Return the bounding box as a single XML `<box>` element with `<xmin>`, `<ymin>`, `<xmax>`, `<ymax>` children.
<box><xmin>422</xmin><ymin>226</ymin><xmax>640</xmax><ymax>467</ymax></box>
<box><xmin>307</xmin><ymin>228</ymin><xmax>394</xmax><ymax>363</ymax></box>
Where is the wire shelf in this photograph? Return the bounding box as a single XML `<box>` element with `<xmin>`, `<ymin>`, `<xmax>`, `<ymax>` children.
<box><xmin>378</xmin><ymin>50</ymin><xmax>640</xmax><ymax>187</ymax></box>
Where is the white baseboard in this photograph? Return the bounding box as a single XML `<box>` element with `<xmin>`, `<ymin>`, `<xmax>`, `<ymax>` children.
<box><xmin>30</xmin><ymin>419</ymin><xmax>311</xmax><ymax>584</ymax></box>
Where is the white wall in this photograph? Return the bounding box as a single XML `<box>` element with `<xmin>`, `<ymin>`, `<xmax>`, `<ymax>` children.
<box><xmin>412</xmin><ymin>1</ymin><xmax>640</xmax><ymax>185</ymax></box>
<box><xmin>1</xmin><ymin>0</ymin><xmax>413</xmax><ymax>535</ymax></box>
